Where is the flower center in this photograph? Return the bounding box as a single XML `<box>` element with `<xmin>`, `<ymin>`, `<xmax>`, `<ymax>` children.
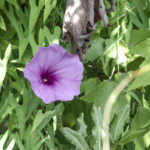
<box><xmin>41</xmin><ymin>71</ymin><xmax>57</xmax><ymax>86</ymax></box>
<box><xmin>43</xmin><ymin>78</ymin><xmax>48</xmax><ymax>83</ymax></box>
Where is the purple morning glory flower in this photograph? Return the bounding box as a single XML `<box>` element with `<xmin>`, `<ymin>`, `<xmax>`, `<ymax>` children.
<box><xmin>24</xmin><ymin>44</ymin><xmax>84</xmax><ymax>104</ymax></box>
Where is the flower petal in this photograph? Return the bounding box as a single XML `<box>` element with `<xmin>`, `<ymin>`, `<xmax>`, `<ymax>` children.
<box><xmin>35</xmin><ymin>44</ymin><xmax>67</xmax><ymax>71</ymax></box>
<box><xmin>53</xmin><ymin>54</ymin><xmax>84</xmax><ymax>80</ymax></box>
<box><xmin>53</xmin><ymin>79</ymin><xmax>81</xmax><ymax>101</ymax></box>
<box><xmin>41</xmin><ymin>85</ymin><xmax>56</xmax><ymax>104</ymax></box>
<box><xmin>24</xmin><ymin>58</ymin><xmax>41</xmax><ymax>82</ymax></box>
<box><xmin>31</xmin><ymin>82</ymin><xmax>56</xmax><ymax>103</ymax></box>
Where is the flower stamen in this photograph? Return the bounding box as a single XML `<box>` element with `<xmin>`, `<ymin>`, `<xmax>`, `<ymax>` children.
<box><xmin>43</xmin><ymin>78</ymin><xmax>48</xmax><ymax>83</ymax></box>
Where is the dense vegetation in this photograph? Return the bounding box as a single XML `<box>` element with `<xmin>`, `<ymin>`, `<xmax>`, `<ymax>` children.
<box><xmin>0</xmin><ymin>0</ymin><xmax>150</xmax><ymax>149</ymax></box>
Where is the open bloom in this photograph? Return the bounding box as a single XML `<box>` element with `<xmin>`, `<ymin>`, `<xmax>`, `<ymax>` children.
<box><xmin>24</xmin><ymin>44</ymin><xmax>84</xmax><ymax>104</ymax></box>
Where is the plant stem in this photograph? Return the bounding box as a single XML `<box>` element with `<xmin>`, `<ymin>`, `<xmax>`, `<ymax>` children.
<box><xmin>102</xmin><ymin>63</ymin><xmax>150</xmax><ymax>150</ymax></box>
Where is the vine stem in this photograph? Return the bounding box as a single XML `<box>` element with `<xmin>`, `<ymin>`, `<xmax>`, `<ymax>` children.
<box><xmin>102</xmin><ymin>64</ymin><xmax>150</xmax><ymax>150</ymax></box>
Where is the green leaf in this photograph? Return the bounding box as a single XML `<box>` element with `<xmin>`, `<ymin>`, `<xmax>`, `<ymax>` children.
<box><xmin>43</xmin><ymin>26</ymin><xmax>52</xmax><ymax>42</ymax></box>
<box><xmin>4</xmin><ymin>6</ymin><xmax>28</xmax><ymax>59</ymax></box>
<box><xmin>128</xmin><ymin>62</ymin><xmax>150</xmax><ymax>90</ymax></box>
<box><xmin>29</xmin><ymin>0</ymin><xmax>44</xmax><ymax>32</ymax></box>
<box><xmin>110</xmin><ymin>93</ymin><xmax>130</xmax><ymax>121</ymax></box>
<box><xmin>134</xmin><ymin>0</ymin><xmax>149</xmax><ymax>27</ymax></box>
<box><xmin>0</xmin><ymin>94</ymin><xmax>15</xmax><ymax>125</ymax></box>
<box><xmin>130</xmin><ymin>29</ymin><xmax>150</xmax><ymax>47</ymax></box>
<box><xmin>85</xmin><ymin>37</ymin><xmax>104</xmax><ymax>61</ymax></box>
<box><xmin>6</xmin><ymin>138</ymin><xmax>15</xmax><ymax>150</ymax></box>
<box><xmin>31</xmin><ymin>110</ymin><xmax>53</xmax><ymax>133</ymax></box>
<box><xmin>0</xmin><ymin>131</ymin><xmax>8</xmax><ymax>149</ymax></box>
<box><xmin>81</xmin><ymin>80</ymin><xmax>116</xmax><ymax>112</ymax></box>
<box><xmin>0</xmin><ymin>44</ymin><xmax>11</xmax><ymax>91</ymax></box>
<box><xmin>26</xmin><ymin>96</ymin><xmax>40</xmax><ymax>120</ymax></box>
<box><xmin>80</xmin><ymin>78</ymin><xmax>100</xmax><ymax>94</ymax></box>
<box><xmin>25</xmin><ymin>129</ymin><xmax>43</xmax><ymax>150</ymax></box>
<box><xmin>134</xmin><ymin>131</ymin><xmax>150</xmax><ymax>150</ymax></box>
<box><xmin>44</xmin><ymin>0</ymin><xmax>57</xmax><ymax>22</ymax></box>
<box><xmin>51</xmin><ymin>26</ymin><xmax>61</xmax><ymax>44</ymax></box>
<box><xmin>130</xmin><ymin>38</ymin><xmax>150</xmax><ymax>59</ymax></box>
<box><xmin>119</xmin><ymin>128</ymin><xmax>148</xmax><ymax>145</ymax></box>
<box><xmin>0</xmin><ymin>0</ymin><xmax>4</xmax><ymax>9</ymax></box>
<box><xmin>32</xmin><ymin>132</ymin><xmax>45</xmax><ymax>150</ymax></box>
<box><xmin>15</xmin><ymin>6</ymin><xmax>28</xmax><ymax>30</ymax></box>
<box><xmin>0</xmin><ymin>15</ymin><xmax>6</xmax><ymax>30</ymax></box>
<box><xmin>38</xmin><ymin>102</ymin><xmax>64</xmax><ymax>131</ymax></box>
<box><xmin>44</xmin><ymin>125</ymin><xmax>56</xmax><ymax>150</ymax></box>
<box><xmin>110</xmin><ymin>25</ymin><xmax>120</xmax><ymax>38</ymax></box>
<box><xmin>8</xmin><ymin>68</ymin><xmax>25</xmax><ymax>94</ymax></box>
<box><xmin>28</xmin><ymin>32</ymin><xmax>38</xmax><ymax>55</ymax></box>
<box><xmin>92</xmin><ymin>105</ymin><xmax>102</xmax><ymax>150</ymax></box>
<box><xmin>4</xmin><ymin>5</ymin><xmax>19</xmax><ymax>34</ymax></box>
<box><xmin>119</xmin><ymin>107</ymin><xmax>150</xmax><ymax>144</ymax></box>
<box><xmin>18</xmin><ymin>33</ymin><xmax>28</xmax><ymax>60</ymax></box>
<box><xmin>131</xmin><ymin>107</ymin><xmax>150</xmax><ymax>130</ymax></box>
<box><xmin>62</xmin><ymin>127</ymin><xmax>88</xmax><ymax>150</ymax></box>
<box><xmin>129</xmin><ymin>12</ymin><xmax>146</xmax><ymax>29</ymax></box>
<box><xmin>43</xmin><ymin>26</ymin><xmax>61</xmax><ymax>45</ymax></box>
<box><xmin>128</xmin><ymin>91</ymin><xmax>142</xmax><ymax>105</ymax></box>
<box><xmin>110</xmin><ymin>105</ymin><xmax>130</xmax><ymax>142</ymax></box>
<box><xmin>77</xmin><ymin>113</ymin><xmax>87</xmax><ymax>138</ymax></box>
<box><xmin>6</xmin><ymin>0</ymin><xmax>19</xmax><ymax>9</ymax></box>
<box><xmin>106</xmin><ymin>43</ymin><xmax>129</xmax><ymax>64</ymax></box>
<box><xmin>15</xmin><ymin>134</ymin><xmax>25</xmax><ymax>150</ymax></box>
<box><xmin>38</xmin><ymin>28</ymin><xmax>45</xmax><ymax>46</ymax></box>
<box><xmin>124</xmin><ymin>21</ymin><xmax>132</xmax><ymax>44</ymax></box>
<box><xmin>16</xmin><ymin>90</ymin><xmax>30</xmax><ymax>138</ymax></box>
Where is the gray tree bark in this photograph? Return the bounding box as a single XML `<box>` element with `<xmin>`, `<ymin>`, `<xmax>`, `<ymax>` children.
<box><xmin>62</xmin><ymin>0</ymin><xmax>115</xmax><ymax>60</ymax></box>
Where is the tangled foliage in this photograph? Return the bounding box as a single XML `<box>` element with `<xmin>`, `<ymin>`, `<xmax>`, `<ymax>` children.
<box><xmin>0</xmin><ymin>0</ymin><xmax>150</xmax><ymax>150</ymax></box>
